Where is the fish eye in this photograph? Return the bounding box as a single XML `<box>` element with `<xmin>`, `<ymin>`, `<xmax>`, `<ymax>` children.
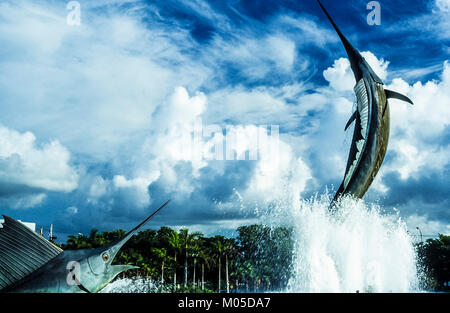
<box><xmin>102</xmin><ymin>253</ymin><xmax>110</xmax><ymax>262</ymax></box>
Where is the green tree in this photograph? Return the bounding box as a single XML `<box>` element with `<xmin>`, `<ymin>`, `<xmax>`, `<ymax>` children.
<box><xmin>179</xmin><ymin>228</ymin><xmax>203</xmax><ymax>287</ymax></box>
<box><xmin>191</xmin><ymin>241</ymin><xmax>200</xmax><ymax>287</ymax></box>
<box><xmin>153</xmin><ymin>247</ymin><xmax>169</xmax><ymax>284</ymax></box>
<box><xmin>236</xmin><ymin>224</ymin><xmax>293</xmax><ymax>291</ymax></box>
<box><xmin>223</xmin><ymin>238</ymin><xmax>237</xmax><ymax>293</ymax></box>
<box><xmin>66</xmin><ymin>234</ymin><xmax>81</xmax><ymax>249</ymax></box>
<box><xmin>417</xmin><ymin>234</ymin><xmax>450</xmax><ymax>290</ymax></box>
<box><xmin>168</xmin><ymin>230</ymin><xmax>181</xmax><ymax>291</ymax></box>
<box><xmin>212</xmin><ymin>236</ymin><xmax>225</xmax><ymax>292</ymax></box>
<box><xmin>61</xmin><ymin>223</ymin><xmax>295</xmax><ymax>292</ymax></box>
<box><xmin>198</xmin><ymin>244</ymin><xmax>212</xmax><ymax>291</ymax></box>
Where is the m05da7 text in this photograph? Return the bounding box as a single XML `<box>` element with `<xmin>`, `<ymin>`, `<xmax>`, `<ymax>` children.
<box><xmin>222</xmin><ymin>297</ymin><xmax>271</xmax><ymax>308</ymax></box>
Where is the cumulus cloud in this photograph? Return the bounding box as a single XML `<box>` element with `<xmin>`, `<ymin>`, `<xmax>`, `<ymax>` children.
<box><xmin>244</xmin><ymin>132</ymin><xmax>312</xmax><ymax>204</ymax></box>
<box><xmin>323</xmin><ymin>51</ymin><xmax>389</xmax><ymax>92</ymax></box>
<box><xmin>0</xmin><ymin>124</ymin><xmax>78</xmax><ymax>210</ymax></box>
<box><xmin>0</xmin><ymin>0</ymin><xmax>447</xmax><ymax>238</ymax></box>
<box><xmin>406</xmin><ymin>214</ymin><xmax>450</xmax><ymax>238</ymax></box>
<box><xmin>435</xmin><ymin>0</ymin><xmax>450</xmax><ymax>12</ymax></box>
<box><xmin>0</xmin><ymin>194</ymin><xmax>47</xmax><ymax>210</ymax></box>
<box><xmin>0</xmin><ymin>125</ymin><xmax>78</xmax><ymax>201</ymax></box>
<box><xmin>76</xmin><ymin>86</ymin><xmax>207</xmax><ymax>218</ymax></box>
<box><xmin>381</xmin><ymin>61</ymin><xmax>450</xmax><ymax>180</ymax></box>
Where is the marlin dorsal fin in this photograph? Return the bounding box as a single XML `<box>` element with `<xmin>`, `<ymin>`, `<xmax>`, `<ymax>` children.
<box><xmin>0</xmin><ymin>215</ymin><xmax>63</xmax><ymax>290</ymax></box>
<box><xmin>385</xmin><ymin>89</ymin><xmax>414</xmax><ymax>105</ymax></box>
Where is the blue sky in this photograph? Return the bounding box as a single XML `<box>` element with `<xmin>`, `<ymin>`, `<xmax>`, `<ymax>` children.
<box><xmin>0</xmin><ymin>0</ymin><xmax>449</xmax><ymax>242</ymax></box>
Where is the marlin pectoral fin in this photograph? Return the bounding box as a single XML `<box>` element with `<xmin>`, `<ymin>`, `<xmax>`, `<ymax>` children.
<box><xmin>385</xmin><ymin>89</ymin><xmax>414</xmax><ymax>105</ymax></box>
<box><xmin>344</xmin><ymin>111</ymin><xmax>357</xmax><ymax>131</ymax></box>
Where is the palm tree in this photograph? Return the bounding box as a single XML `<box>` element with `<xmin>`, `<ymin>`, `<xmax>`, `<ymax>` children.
<box><xmin>212</xmin><ymin>236</ymin><xmax>224</xmax><ymax>292</ymax></box>
<box><xmin>198</xmin><ymin>246</ymin><xmax>212</xmax><ymax>291</ymax></box>
<box><xmin>179</xmin><ymin>228</ymin><xmax>202</xmax><ymax>287</ymax></box>
<box><xmin>168</xmin><ymin>230</ymin><xmax>181</xmax><ymax>291</ymax></box>
<box><xmin>66</xmin><ymin>235</ymin><xmax>80</xmax><ymax>249</ymax></box>
<box><xmin>223</xmin><ymin>239</ymin><xmax>237</xmax><ymax>293</ymax></box>
<box><xmin>190</xmin><ymin>242</ymin><xmax>200</xmax><ymax>287</ymax></box>
<box><xmin>153</xmin><ymin>248</ymin><xmax>168</xmax><ymax>284</ymax></box>
<box><xmin>88</xmin><ymin>229</ymin><xmax>102</xmax><ymax>247</ymax></box>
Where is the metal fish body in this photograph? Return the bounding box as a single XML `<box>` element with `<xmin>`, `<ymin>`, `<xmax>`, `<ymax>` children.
<box><xmin>316</xmin><ymin>1</ymin><xmax>413</xmax><ymax>206</ymax></box>
<box><xmin>0</xmin><ymin>200</ymin><xmax>170</xmax><ymax>293</ymax></box>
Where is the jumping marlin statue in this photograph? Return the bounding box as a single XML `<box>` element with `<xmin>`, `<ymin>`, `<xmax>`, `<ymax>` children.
<box><xmin>317</xmin><ymin>0</ymin><xmax>414</xmax><ymax>208</ymax></box>
<box><xmin>0</xmin><ymin>200</ymin><xmax>170</xmax><ymax>293</ymax></box>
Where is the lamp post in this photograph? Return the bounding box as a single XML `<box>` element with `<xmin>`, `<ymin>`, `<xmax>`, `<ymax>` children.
<box><xmin>416</xmin><ymin>227</ymin><xmax>423</xmax><ymax>243</ymax></box>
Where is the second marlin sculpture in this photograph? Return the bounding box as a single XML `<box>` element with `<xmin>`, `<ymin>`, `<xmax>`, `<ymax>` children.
<box><xmin>0</xmin><ymin>200</ymin><xmax>170</xmax><ymax>293</ymax></box>
<box><xmin>317</xmin><ymin>1</ymin><xmax>414</xmax><ymax>208</ymax></box>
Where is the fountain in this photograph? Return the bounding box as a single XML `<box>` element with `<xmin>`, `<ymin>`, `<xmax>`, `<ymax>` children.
<box><xmin>286</xmin><ymin>195</ymin><xmax>420</xmax><ymax>293</ymax></box>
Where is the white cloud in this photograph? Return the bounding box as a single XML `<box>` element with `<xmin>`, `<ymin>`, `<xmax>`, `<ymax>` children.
<box><xmin>0</xmin><ymin>0</ymin><xmax>309</xmax><ymax>217</ymax></box>
<box><xmin>210</xmin><ymin>34</ymin><xmax>297</xmax><ymax>80</ymax></box>
<box><xmin>406</xmin><ymin>214</ymin><xmax>450</xmax><ymax>238</ymax></box>
<box><xmin>265</xmin><ymin>36</ymin><xmax>296</xmax><ymax>72</ymax></box>
<box><xmin>81</xmin><ymin>86</ymin><xmax>208</xmax><ymax>210</ymax></box>
<box><xmin>385</xmin><ymin>61</ymin><xmax>450</xmax><ymax>180</ymax></box>
<box><xmin>177</xmin><ymin>0</ymin><xmax>231</xmax><ymax>30</ymax></box>
<box><xmin>0</xmin><ymin>125</ymin><xmax>78</xmax><ymax>193</ymax></box>
<box><xmin>277</xmin><ymin>15</ymin><xmax>338</xmax><ymax>47</ymax></box>
<box><xmin>145</xmin><ymin>87</ymin><xmax>209</xmax><ymax>180</ymax></box>
<box><xmin>0</xmin><ymin>0</ymin><xmax>447</xmax><ymax>235</ymax></box>
<box><xmin>66</xmin><ymin>206</ymin><xmax>79</xmax><ymax>215</ymax></box>
<box><xmin>0</xmin><ymin>193</ymin><xmax>47</xmax><ymax>210</ymax></box>
<box><xmin>435</xmin><ymin>0</ymin><xmax>450</xmax><ymax>12</ymax></box>
<box><xmin>88</xmin><ymin>176</ymin><xmax>108</xmax><ymax>201</ymax></box>
<box><xmin>0</xmin><ymin>1</ymin><xmax>67</xmax><ymax>55</ymax></box>
<box><xmin>158</xmin><ymin>86</ymin><xmax>207</xmax><ymax>127</ymax></box>
<box><xmin>112</xmin><ymin>173</ymin><xmax>160</xmax><ymax>208</ymax></box>
<box><xmin>323</xmin><ymin>58</ymin><xmax>355</xmax><ymax>92</ymax></box>
<box><xmin>207</xmin><ymin>87</ymin><xmax>295</xmax><ymax>126</ymax></box>
<box><xmin>384</xmin><ymin>0</ymin><xmax>450</xmax><ymax>39</ymax></box>
<box><xmin>0</xmin><ymin>1</ymin><xmax>210</xmax><ymax>162</ymax></box>
<box><xmin>323</xmin><ymin>51</ymin><xmax>389</xmax><ymax>92</ymax></box>
<box><xmin>244</xmin><ymin>133</ymin><xmax>312</xmax><ymax>204</ymax></box>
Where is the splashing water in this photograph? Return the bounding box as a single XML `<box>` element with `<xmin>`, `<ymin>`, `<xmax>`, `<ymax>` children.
<box><xmin>101</xmin><ymin>192</ymin><xmax>422</xmax><ymax>293</ymax></box>
<box><xmin>286</xmin><ymin>195</ymin><xmax>420</xmax><ymax>293</ymax></box>
<box><xmin>101</xmin><ymin>277</ymin><xmax>160</xmax><ymax>293</ymax></box>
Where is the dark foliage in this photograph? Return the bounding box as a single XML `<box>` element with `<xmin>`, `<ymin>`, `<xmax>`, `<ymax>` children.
<box><xmin>61</xmin><ymin>224</ymin><xmax>294</xmax><ymax>292</ymax></box>
<box><xmin>416</xmin><ymin>234</ymin><xmax>450</xmax><ymax>291</ymax></box>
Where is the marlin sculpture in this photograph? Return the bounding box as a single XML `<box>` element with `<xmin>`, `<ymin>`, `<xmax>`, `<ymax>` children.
<box><xmin>0</xmin><ymin>200</ymin><xmax>170</xmax><ymax>293</ymax></box>
<box><xmin>317</xmin><ymin>0</ymin><xmax>414</xmax><ymax>207</ymax></box>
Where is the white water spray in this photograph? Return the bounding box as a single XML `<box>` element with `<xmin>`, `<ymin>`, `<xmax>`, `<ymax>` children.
<box><xmin>286</xmin><ymin>195</ymin><xmax>420</xmax><ymax>292</ymax></box>
<box><xmin>102</xmin><ymin>192</ymin><xmax>422</xmax><ymax>293</ymax></box>
<box><xmin>101</xmin><ymin>277</ymin><xmax>160</xmax><ymax>293</ymax></box>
